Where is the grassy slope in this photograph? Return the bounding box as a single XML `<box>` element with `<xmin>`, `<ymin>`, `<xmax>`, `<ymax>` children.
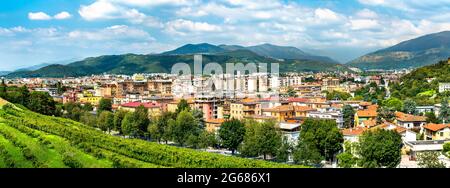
<box><xmin>0</xmin><ymin>101</ymin><xmax>306</xmax><ymax>168</ymax></box>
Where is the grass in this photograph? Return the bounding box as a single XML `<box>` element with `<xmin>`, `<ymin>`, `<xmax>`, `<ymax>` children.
<box><xmin>0</xmin><ymin>124</ymin><xmax>67</xmax><ymax>168</ymax></box>
<box><xmin>0</xmin><ymin>133</ymin><xmax>34</xmax><ymax>168</ymax></box>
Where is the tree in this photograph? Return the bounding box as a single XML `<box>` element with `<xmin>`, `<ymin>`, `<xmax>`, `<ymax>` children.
<box><xmin>286</xmin><ymin>87</ymin><xmax>297</xmax><ymax>97</ymax></box>
<box><xmin>27</xmin><ymin>91</ymin><xmax>56</xmax><ymax>116</ymax></box>
<box><xmin>383</xmin><ymin>97</ymin><xmax>404</xmax><ymax>112</ymax></box>
<box><xmin>56</xmin><ymin>81</ymin><xmax>64</xmax><ymax>95</ymax></box>
<box><xmin>134</xmin><ymin>105</ymin><xmax>151</xmax><ymax>138</ymax></box>
<box><xmin>377</xmin><ymin>106</ymin><xmax>395</xmax><ymax>124</ymax></box>
<box><xmin>257</xmin><ymin>121</ymin><xmax>282</xmax><ymax>160</ymax></box>
<box><xmin>425</xmin><ymin>112</ymin><xmax>439</xmax><ymax>124</ymax></box>
<box><xmin>325</xmin><ymin>91</ymin><xmax>352</xmax><ymax>101</ymax></box>
<box><xmin>70</xmin><ymin>107</ymin><xmax>82</xmax><ymax>121</ymax></box>
<box><xmin>336</xmin><ymin>152</ymin><xmax>356</xmax><ymax>168</ymax></box>
<box><xmin>148</xmin><ymin>112</ymin><xmax>174</xmax><ymax>143</ymax></box>
<box><xmin>218</xmin><ymin>119</ymin><xmax>246</xmax><ymax>154</ymax></box>
<box><xmin>342</xmin><ymin>105</ymin><xmax>355</xmax><ymax>128</ymax></box>
<box><xmin>98</xmin><ymin>98</ymin><xmax>112</xmax><ymax>113</ymax></box>
<box><xmin>192</xmin><ymin>109</ymin><xmax>205</xmax><ymax>129</ymax></box>
<box><xmin>239</xmin><ymin>120</ymin><xmax>282</xmax><ymax>160</ymax></box>
<box><xmin>293</xmin><ymin>141</ymin><xmax>323</xmax><ymax>166</ymax></box>
<box><xmin>113</xmin><ymin>110</ymin><xmax>128</xmax><ymax>133</ymax></box>
<box><xmin>403</xmin><ymin>98</ymin><xmax>416</xmax><ymax>114</ymax></box>
<box><xmin>168</xmin><ymin>109</ymin><xmax>199</xmax><ymax>146</ymax></box>
<box><xmin>82</xmin><ymin>103</ymin><xmax>93</xmax><ymax>112</ymax></box>
<box><xmin>276</xmin><ymin>137</ymin><xmax>292</xmax><ymax>162</ymax></box>
<box><xmin>121</xmin><ymin>112</ymin><xmax>136</xmax><ymax>137</ymax></box>
<box><xmin>417</xmin><ymin>151</ymin><xmax>446</xmax><ymax>168</ymax></box>
<box><xmin>80</xmin><ymin>112</ymin><xmax>97</xmax><ymax>127</ymax></box>
<box><xmin>198</xmin><ymin>130</ymin><xmax>217</xmax><ymax>149</ymax></box>
<box><xmin>176</xmin><ymin>99</ymin><xmax>190</xmax><ymax>114</ymax></box>
<box><xmin>18</xmin><ymin>85</ymin><xmax>30</xmax><ymax>106</ymax></box>
<box><xmin>239</xmin><ymin>121</ymin><xmax>260</xmax><ymax>157</ymax></box>
<box><xmin>438</xmin><ymin>97</ymin><xmax>449</xmax><ymax>123</ymax></box>
<box><xmin>97</xmin><ymin>111</ymin><xmax>114</xmax><ymax>132</ymax></box>
<box><xmin>296</xmin><ymin>119</ymin><xmax>343</xmax><ymax>162</ymax></box>
<box><xmin>358</xmin><ymin>129</ymin><xmax>402</xmax><ymax>168</ymax></box>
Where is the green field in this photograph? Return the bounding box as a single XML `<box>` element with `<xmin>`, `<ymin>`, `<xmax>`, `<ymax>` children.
<box><xmin>0</xmin><ymin>99</ymin><xmax>304</xmax><ymax>168</ymax></box>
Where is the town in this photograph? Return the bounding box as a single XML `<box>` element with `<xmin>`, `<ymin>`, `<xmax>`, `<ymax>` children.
<box><xmin>1</xmin><ymin>58</ymin><xmax>449</xmax><ymax>168</ymax></box>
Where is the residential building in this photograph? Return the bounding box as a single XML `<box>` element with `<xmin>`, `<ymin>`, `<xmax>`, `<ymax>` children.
<box><xmin>423</xmin><ymin>123</ymin><xmax>450</xmax><ymax>140</ymax></box>
<box><xmin>118</xmin><ymin>102</ymin><xmax>162</xmax><ymax>117</ymax></box>
<box><xmin>205</xmin><ymin>119</ymin><xmax>225</xmax><ymax>133</ymax></box>
<box><xmin>439</xmin><ymin>83</ymin><xmax>450</xmax><ymax>93</ymax></box>
<box><xmin>354</xmin><ymin>109</ymin><xmax>377</xmax><ymax>127</ymax></box>
<box><xmin>394</xmin><ymin>112</ymin><xmax>427</xmax><ymax>130</ymax></box>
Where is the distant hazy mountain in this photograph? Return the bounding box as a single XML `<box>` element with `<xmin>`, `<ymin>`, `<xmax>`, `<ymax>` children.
<box><xmin>7</xmin><ymin>47</ymin><xmax>351</xmax><ymax>78</ymax></box>
<box><xmin>164</xmin><ymin>43</ymin><xmax>340</xmax><ymax>64</ymax></box>
<box><xmin>0</xmin><ymin>71</ymin><xmax>11</xmax><ymax>76</ymax></box>
<box><xmin>347</xmin><ymin>31</ymin><xmax>450</xmax><ymax>70</ymax></box>
<box><xmin>14</xmin><ymin>58</ymin><xmax>82</xmax><ymax>72</ymax></box>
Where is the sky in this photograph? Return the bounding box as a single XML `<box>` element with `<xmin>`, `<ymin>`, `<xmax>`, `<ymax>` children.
<box><xmin>1</xmin><ymin>0</ymin><xmax>450</xmax><ymax>71</ymax></box>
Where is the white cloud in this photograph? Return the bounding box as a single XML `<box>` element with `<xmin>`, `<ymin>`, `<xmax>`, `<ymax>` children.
<box><xmin>78</xmin><ymin>0</ymin><xmax>163</xmax><ymax>28</ymax></box>
<box><xmin>314</xmin><ymin>8</ymin><xmax>340</xmax><ymax>22</ymax></box>
<box><xmin>28</xmin><ymin>12</ymin><xmax>52</xmax><ymax>20</ymax></box>
<box><xmin>350</xmin><ymin>19</ymin><xmax>380</xmax><ymax>30</ymax></box>
<box><xmin>68</xmin><ymin>25</ymin><xmax>153</xmax><ymax>41</ymax></box>
<box><xmin>355</xmin><ymin>9</ymin><xmax>378</xmax><ymax>19</ymax></box>
<box><xmin>110</xmin><ymin>0</ymin><xmax>193</xmax><ymax>7</ymax></box>
<box><xmin>165</xmin><ymin>19</ymin><xmax>222</xmax><ymax>35</ymax></box>
<box><xmin>54</xmin><ymin>11</ymin><xmax>72</xmax><ymax>20</ymax></box>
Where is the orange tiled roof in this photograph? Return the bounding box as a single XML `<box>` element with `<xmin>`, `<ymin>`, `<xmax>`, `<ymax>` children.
<box><xmin>367</xmin><ymin>104</ymin><xmax>378</xmax><ymax>111</ymax></box>
<box><xmin>263</xmin><ymin>105</ymin><xmax>294</xmax><ymax>112</ymax></box>
<box><xmin>423</xmin><ymin>123</ymin><xmax>450</xmax><ymax>132</ymax></box>
<box><xmin>294</xmin><ymin>106</ymin><xmax>315</xmax><ymax>112</ymax></box>
<box><xmin>395</xmin><ymin>112</ymin><xmax>426</xmax><ymax>122</ymax></box>
<box><xmin>362</xmin><ymin>119</ymin><xmax>377</xmax><ymax>128</ymax></box>
<box><xmin>359</xmin><ymin>102</ymin><xmax>372</xmax><ymax>106</ymax></box>
<box><xmin>342</xmin><ymin>127</ymin><xmax>367</xmax><ymax>136</ymax></box>
<box><xmin>357</xmin><ymin>110</ymin><xmax>377</xmax><ymax>117</ymax></box>
<box><xmin>205</xmin><ymin>118</ymin><xmax>225</xmax><ymax>124</ymax></box>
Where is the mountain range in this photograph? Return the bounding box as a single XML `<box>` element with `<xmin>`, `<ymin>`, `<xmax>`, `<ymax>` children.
<box><xmin>347</xmin><ymin>31</ymin><xmax>450</xmax><ymax>70</ymax></box>
<box><xmin>5</xmin><ymin>31</ymin><xmax>450</xmax><ymax>78</ymax></box>
<box><xmin>6</xmin><ymin>44</ymin><xmax>349</xmax><ymax>78</ymax></box>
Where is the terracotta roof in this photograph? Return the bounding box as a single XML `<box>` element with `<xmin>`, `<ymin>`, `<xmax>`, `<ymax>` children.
<box><xmin>359</xmin><ymin>102</ymin><xmax>372</xmax><ymax>106</ymax></box>
<box><xmin>356</xmin><ymin>110</ymin><xmax>377</xmax><ymax>117</ymax></box>
<box><xmin>342</xmin><ymin>127</ymin><xmax>367</xmax><ymax>136</ymax></box>
<box><xmin>378</xmin><ymin>123</ymin><xmax>407</xmax><ymax>133</ymax></box>
<box><xmin>121</xmin><ymin>102</ymin><xmax>161</xmax><ymax>108</ymax></box>
<box><xmin>287</xmin><ymin>98</ymin><xmax>309</xmax><ymax>103</ymax></box>
<box><xmin>423</xmin><ymin>123</ymin><xmax>450</xmax><ymax>132</ymax></box>
<box><xmin>294</xmin><ymin>106</ymin><xmax>315</xmax><ymax>112</ymax></box>
<box><xmin>263</xmin><ymin>105</ymin><xmax>294</xmax><ymax>112</ymax></box>
<box><xmin>205</xmin><ymin>119</ymin><xmax>225</xmax><ymax>124</ymax></box>
<box><xmin>361</xmin><ymin>119</ymin><xmax>377</xmax><ymax>128</ymax></box>
<box><xmin>367</xmin><ymin>104</ymin><xmax>378</xmax><ymax>111</ymax></box>
<box><xmin>395</xmin><ymin>112</ymin><xmax>427</xmax><ymax>122</ymax></box>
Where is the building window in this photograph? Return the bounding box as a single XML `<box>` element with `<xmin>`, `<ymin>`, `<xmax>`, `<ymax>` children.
<box><xmin>440</xmin><ymin>132</ymin><xmax>444</xmax><ymax>137</ymax></box>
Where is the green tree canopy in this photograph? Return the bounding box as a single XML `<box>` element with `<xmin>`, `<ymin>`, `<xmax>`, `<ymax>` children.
<box><xmin>98</xmin><ymin>98</ymin><xmax>112</xmax><ymax>113</ymax></box>
<box><xmin>97</xmin><ymin>111</ymin><xmax>114</xmax><ymax>132</ymax></box>
<box><xmin>218</xmin><ymin>119</ymin><xmax>246</xmax><ymax>154</ymax></box>
<box><xmin>296</xmin><ymin>118</ymin><xmax>343</xmax><ymax>162</ymax></box>
<box><xmin>342</xmin><ymin>105</ymin><xmax>355</xmax><ymax>128</ymax></box>
<box><xmin>176</xmin><ymin>99</ymin><xmax>191</xmax><ymax>114</ymax></box>
<box><xmin>417</xmin><ymin>151</ymin><xmax>446</xmax><ymax>168</ymax></box>
<box><xmin>358</xmin><ymin>129</ymin><xmax>402</xmax><ymax>168</ymax></box>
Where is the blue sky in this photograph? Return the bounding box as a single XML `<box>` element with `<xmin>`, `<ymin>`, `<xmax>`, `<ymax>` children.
<box><xmin>1</xmin><ymin>0</ymin><xmax>450</xmax><ymax>71</ymax></box>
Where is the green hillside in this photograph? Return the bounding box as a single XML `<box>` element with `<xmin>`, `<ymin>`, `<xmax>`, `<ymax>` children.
<box><xmin>7</xmin><ymin>50</ymin><xmax>351</xmax><ymax>78</ymax></box>
<box><xmin>389</xmin><ymin>59</ymin><xmax>450</xmax><ymax>105</ymax></box>
<box><xmin>348</xmin><ymin>31</ymin><xmax>450</xmax><ymax>70</ymax></box>
<box><xmin>0</xmin><ymin>100</ymin><xmax>303</xmax><ymax>168</ymax></box>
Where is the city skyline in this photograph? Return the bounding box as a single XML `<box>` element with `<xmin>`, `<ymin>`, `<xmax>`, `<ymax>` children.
<box><xmin>1</xmin><ymin>0</ymin><xmax>450</xmax><ymax>71</ymax></box>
